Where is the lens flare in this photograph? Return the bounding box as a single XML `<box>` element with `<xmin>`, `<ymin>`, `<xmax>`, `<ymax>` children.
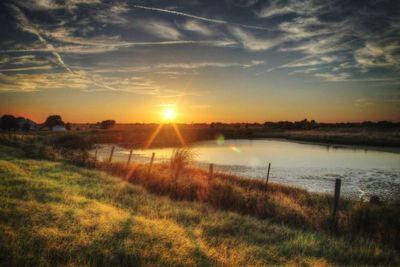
<box><xmin>230</xmin><ymin>144</ymin><xmax>240</xmax><ymax>153</ymax></box>
<box><xmin>216</xmin><ymin>134</ymin><xmax>225</xmax><ymax>145</ymax></box>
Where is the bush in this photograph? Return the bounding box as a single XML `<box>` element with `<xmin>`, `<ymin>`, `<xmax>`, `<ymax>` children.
<box><xmin>23</xmin><ymin>143</ymin><xmax>58</xmax><ymax>160</ymax></box>
<box><xmin>48</xmin><ymin>134</ymin><xmax>93</xmax><ymax>150</ymax></box>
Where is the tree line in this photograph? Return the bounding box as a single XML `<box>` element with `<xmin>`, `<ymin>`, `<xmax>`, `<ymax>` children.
<box><xmin>0</xmin><ymin>114</ymin><xmax>115</xmax><ymax>131</ymax></box>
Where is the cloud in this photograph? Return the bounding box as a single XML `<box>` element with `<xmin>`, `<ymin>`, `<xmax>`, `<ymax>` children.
<box><xmin>0</xmin><ymin>72</ymin><xmax>91</xmax><ymax>92</ymax></box>
<box><xmin>6</xmin><ymin>4</ymin><xmax>159</xmax><ymax>94</ymax></box>
<box><xmin>354</xmin><ymin>98</ymin><xmax>374</xmax><ymax>107</ymax></box>
<box><xmin>243</xmin><ymin>60</ymin><xmax>265</xmax><ymax>68</ymax></box>
<box><xmin>288</xmin><ymin>67</ymin><xmax>319</xmax><ymax>75</ymax></box>
<box><xmin>0</xmin><ymin>54</ymin><xmax>50</xmax><ymax>66</ymax></box>
<box><xmin>314</xmin><ymin>72</ymin><xmax>350</xmax><ymax>82</ymax></box>
<box><xmin>314</xmin><ymin>72</ymin><xmax>396</xmax><ymax>82</ymax></box>
<box><xmin>229</xmin><ymin>26</ymin><xmax>283</xmax><ymax>51</ymax></box>
<box><xmin>281</xmin><ymin>55</ymin><xmax>337</xmax><ymax>68</ymax></box>
<box><xmin>0</xmin><ymin>65</ymin><xmax>54</xmax><ymax>72</ymax></box>
<box><xmin>140</xmin><ymin>20</ymin><xmax>182</xmax><ymax>40</ymax></box>
<box><xmin>93</xmin><ymin>2</ymin><xmax>130</xmax><ymax>25</ymax></box>
<box><xmin>226</xmin><ymin>0</ymin><xmax>259</xmax><ymax>8</ymax></box>
<box><xmin>278</xmin><ymin>17</ymin><xmax>331</xmax><ymax>40</ymax></box>
<box><xmin>9</xmin><ymin>4</ymin><xmax>72</xmax><ymax>72</ymax></box>
<box><xmin>2</xmin><ymin>0</ymin><xmax>399</xmax><ymax>96</ymax></box>
<box><xmin>13</xmin><ymin>0</ymin><xmax>101</xmax><ymax>11</ymax></box>
<box><xmin>354</xmin><ymin>41</ymin><xmax>400</xmax><ymax>68</ymax></box>
<box><xmin>256</xmin><ymin>0</ymin><xmax>322</xmax><ymax>18</ymax></box>
<box><xmin>182</xmin><ymin>20</ymin><xmax>215</xmax><ymax>36</ymax></box>
<box><xmin>0</xmin><ymin>40</ymin><xmax>237</xmax><ymax>54</ymax></box>
<box><xmin>270</xmin><ymin>0</ymin><xmax>400</xmax><ymax>79</ymax></box>
<box><xmin>86</xmin><ymin>59</ymin><xmax>265</xmax><ymax>73</ymax></box>
<box><xmin>156</xmin><ymin>60</ymin><xmax>263</xmax><ymax>69</ymax></box>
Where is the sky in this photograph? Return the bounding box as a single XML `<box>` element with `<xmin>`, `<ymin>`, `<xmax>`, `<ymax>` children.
<box><xmin>0</xmin><ymin>0</ymin><xmax>399</xmax><ymax>123</ymax></box>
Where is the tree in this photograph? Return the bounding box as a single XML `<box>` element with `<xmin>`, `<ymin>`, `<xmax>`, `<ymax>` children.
<box><xmin>43</xmin><ymin>115</ymin><xmax>64</xmax><ymax>129</ymax></box>
<box><xmin>100</xmin><ymin>120</ymin><xmax>115</xmax><ymax>129</ymax></box>
<box><xmin>22</xmin><ymin>122</ymin><xmax>31</xmax><ymax>132</ymax></box>
<box><xmin>65</xmin><ymin>123</ymin><xmax>72</xmax><ymax>131</ymax></box>
<box><xmin>0</xmin><ymin>115</ymin><xmax>18</xmax><ymax>130</ymax></box>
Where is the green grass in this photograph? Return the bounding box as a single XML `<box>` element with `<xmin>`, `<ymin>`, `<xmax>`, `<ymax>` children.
<box><xmin>0</xmin><ymin>144</ymin><xmax>399</xmax><ymax>266</ymax></box>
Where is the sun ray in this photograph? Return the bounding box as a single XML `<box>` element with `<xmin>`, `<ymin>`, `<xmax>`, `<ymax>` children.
<box><xmin>144</xmin><ymin>123</ymin><xmax>163</xmax><ymax>149</ymax></box>
<box><xmin>172</xmin><ymin>123</ymin><xmax>186</xmax><ymax>147</ymax></box>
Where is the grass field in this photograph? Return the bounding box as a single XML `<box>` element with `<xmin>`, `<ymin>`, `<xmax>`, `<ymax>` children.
<box><xmin>0</xmin><ymin>144</ymin><xmax>399</xmax><ymax>266</ymax></box>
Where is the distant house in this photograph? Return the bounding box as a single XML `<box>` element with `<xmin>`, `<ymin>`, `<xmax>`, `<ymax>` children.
<box><xmin>52</xmin><ymin>125</ymin><xmax>67</xmax><ymax>132</ymax></box>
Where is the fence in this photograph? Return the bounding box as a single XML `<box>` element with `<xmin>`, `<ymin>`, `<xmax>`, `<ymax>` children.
<box><xmin>94</xmin><ymin>144</ymin><xmax>342</xmax><ymax>230</ymax></box>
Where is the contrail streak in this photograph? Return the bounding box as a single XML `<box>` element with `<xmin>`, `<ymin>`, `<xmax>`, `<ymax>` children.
<box><xmin>132</xmin><ymin>5</ymin><xmax>272</xmax><ymax>31</ymax></box>
<box><xmin>8</xmin><ymin>4</ymin><xmax>122</xmax><ymax>92</ymax></box>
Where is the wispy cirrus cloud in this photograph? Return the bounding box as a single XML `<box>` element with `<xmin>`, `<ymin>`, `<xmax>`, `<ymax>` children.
<box><xmin>93</xmin><ymin>2</ymin><xmax>130</xmax><ymax>25</ymax></box>
<box><xmin>258</xmin><ymin>0</ymin><xmax>400</xmax><ymax>83</ymax></box>
<box><xmin>281</xmin><ymin>55</ymin><xmax>337</xmax><ymax>68</ymax></box>
<box><xmin>182</xmin><ymin>20</ymin><xmax>215</xmax><ymax>36</ymax></box>
<box><xmin>156</xmin><ymin>60</ymin><xmax>264</xmax><ymax>69</ymax></box>
<box><xmin>354</xmin><ymin>41</ymin><xmax>400</xmax><ymax>69</ymax></box>
<box><xmin>140</xmin><ymin>20</ymin><xmax>182</xmax><ymax>40</ymax></box>
<box><xmin>12</xmin><ymin>0</ymin><xmax>101</xmax><ymax>11</ymax></box>
<box><xmin>229</xmin><ymin>26</ymin><xmax>283</xmax><ymax>51</ymax></box>
<box><xmin>256</xmin><ymin>0</ymin><xmax>322</xmax><ymax>18</ymax></box>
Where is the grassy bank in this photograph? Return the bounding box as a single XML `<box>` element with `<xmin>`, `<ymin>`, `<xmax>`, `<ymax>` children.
<box><xmin>0</xmin><ymin>144</ymin><xmax>399</xmax><ymax>266</ymax></box>
<box><xmin>98</xmin><ymin>159</ymin><xmax>400</xmax><ymax>250</ymax></box>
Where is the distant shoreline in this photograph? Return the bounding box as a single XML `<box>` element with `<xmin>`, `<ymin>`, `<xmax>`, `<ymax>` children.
<box><xmin>242</xmin><ymin>137</ymin><xmax>400</xmax><ymax>154</ymax></box>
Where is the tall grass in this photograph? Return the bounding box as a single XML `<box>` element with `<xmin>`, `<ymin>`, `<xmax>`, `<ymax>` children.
<box><xmin>93</xmin><ymin>150</ymin><xmax>400</xmax><ymax>250</ymax></box>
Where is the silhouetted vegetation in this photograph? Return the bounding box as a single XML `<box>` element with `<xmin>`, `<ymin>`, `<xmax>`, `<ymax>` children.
<box><xmin>99</xmin><ymin>120</ymin><xmax>116</xmax><ymax>129</ymax></box>
<box><xmin>263</xmin><ymin>119</ymin><xmax>400</xmax><ymax>130</ymax></box>
<box><xmin>43</xmin><ymin>115</ymin><xmax>64</xmax><ymax>129</ymax></box>
<box><xmin>0</xmin><ymin>115</ymin><xmax>19</xmax><ymax>130</ymax></box>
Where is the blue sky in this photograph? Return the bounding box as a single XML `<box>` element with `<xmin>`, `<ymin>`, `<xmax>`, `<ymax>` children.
<box><xmin>0</xmin><ymin>0</ymin><xmax>399</xmax><ymax>122</ymax></box>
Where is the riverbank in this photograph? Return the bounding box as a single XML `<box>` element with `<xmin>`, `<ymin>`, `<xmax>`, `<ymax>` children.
<box><xmin>253</xmin><ymin>129</ymin><xmax>400</xmax><ymax>150</ymax></box>
<box><xmin>255</xmin><ymin>137</ymin><xmax>400</xmax><ymax>154</ymax></box>
<box><xmin>0</xmin><ymin>144</ymin><xmax>399</xmax><ymax>266</ymax></box>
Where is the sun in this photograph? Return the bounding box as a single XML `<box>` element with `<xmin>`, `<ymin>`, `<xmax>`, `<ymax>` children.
<box><xmin>163</xmin><ymin>107</ymin><xmax>176</xmax><ymax>121</ymax></box>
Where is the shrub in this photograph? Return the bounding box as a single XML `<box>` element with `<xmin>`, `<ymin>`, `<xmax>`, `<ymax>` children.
<box><xmin>48</xmin><ymin>134</ymin><xmax>93</xmax><ymax>150</ymax></box>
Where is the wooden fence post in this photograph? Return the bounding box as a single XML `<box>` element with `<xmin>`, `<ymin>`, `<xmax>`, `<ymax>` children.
<box><xmin>265</xmin><ymin>162</ymin><xmax>271</xmax><ymax>191</ymax></box>
<box><xmin>147</xmin><ymin>152</ymin><xmax>155</xmax><ymax>178</ymax></box>
<box><xmin>208</xmin><ymin>163</ymin><xmax>214</xmax><ymax>180</ymax></box>
<box><xmin>331</xmin><ymin>178</ymin><xmax>341</xmax><ymax>232</ymax></box>
<box><xmin>126</xmin><ymin>148</ymin><xmax>133</xmax><ymax>166</ymax></box>
<box><xmin>108</xmin><ymin>146</ymin><xmax>115</xmax><ymax>163</ymax></box>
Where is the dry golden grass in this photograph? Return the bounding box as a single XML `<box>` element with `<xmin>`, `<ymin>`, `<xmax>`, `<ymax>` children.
<box><xmin>95</xmin><ymin>157</ymin><xmax>400</xmax><ymax>250</ymax></box>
